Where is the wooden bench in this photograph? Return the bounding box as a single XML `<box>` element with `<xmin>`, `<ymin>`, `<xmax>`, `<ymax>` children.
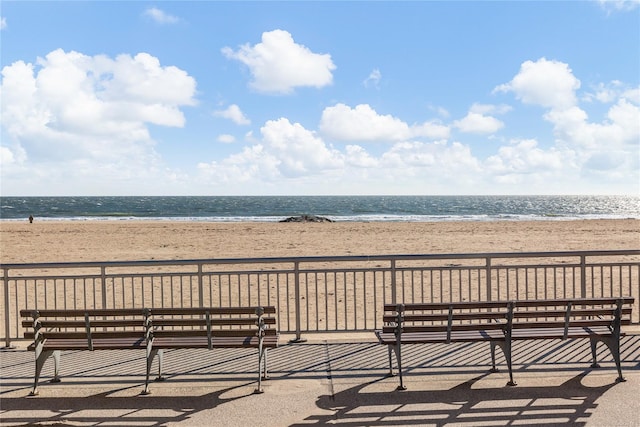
<box><xmin>21</xmin><ymin>308</ymin><xmax>150</xmax><ymax>396</ymax></box>
<box><xmin>21</xmin><ymin>306</ymin><xmax>279</xmax><ymax>395</ymax></box>
<box><xmin>375</xmin><ymin>297</ymin><xmax>634</xmax><ymax>390</ymax></box>
<box><xmin>145</xmin><ymin>306</ymin><xmax>279</xmax><ymax>394</ymax></box>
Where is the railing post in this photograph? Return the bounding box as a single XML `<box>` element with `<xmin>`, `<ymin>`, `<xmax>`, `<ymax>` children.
<box><xmin>3</xmin><ymin>267</ymin><xmax>14</xmax><ymax>349</ymax></box>
<box><xmin>290</xmin><ymin>261</ymin><xmax>306</xmax><ymax>343</ymax></box>
<box><xmin>101</xmin><ymin>266</ymin><xmax>107</xmax><ymax>309</ymax></box>
<box><xmin>486</xmin><ymin>257</ymin><xmax>492</xmax><ymax>301</ymax></box>
<box><xmin>198</xmin><ymin>264</ymin><xmax>204</xmax><ymax>308</ymax></box>
<box><xmin>580</xmin><ymin>255</ymin><xmax>587</xmax><ymax>298</ymax></box>
<box><xmin>391</xmin><ymin>259</ymin><xmax>397</xmax><ymax>305</ymax></box>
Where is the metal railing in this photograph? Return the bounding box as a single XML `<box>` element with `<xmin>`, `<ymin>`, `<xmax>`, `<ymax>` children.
<box><xmin>3</xmin><ymin>250</ymin><xmax>639</xmax><ymax>346</ymax></box>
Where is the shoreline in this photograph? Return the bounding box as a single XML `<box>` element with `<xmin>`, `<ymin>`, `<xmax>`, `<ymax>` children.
<box><xmin>2</xmin><ymin>213</ymin><xmax>639</xmax><ymax>223</ymax></box>
<box><xmin>1</xmin><ymin>218</ymin><xmax>638</xmax><ymax>264</ymax></box>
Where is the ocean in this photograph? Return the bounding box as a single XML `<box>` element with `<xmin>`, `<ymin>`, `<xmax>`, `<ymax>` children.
<box><xmin>1</xmin><ymin>195</ymin><xmax>638</xmax><ymax>222</ymax></box>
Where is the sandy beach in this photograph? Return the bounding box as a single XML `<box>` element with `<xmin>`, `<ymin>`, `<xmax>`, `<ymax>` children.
<box><xmin>1</xmin><ymin>219</ymin><xmax>638</xmax><ymax>264</ymax></box>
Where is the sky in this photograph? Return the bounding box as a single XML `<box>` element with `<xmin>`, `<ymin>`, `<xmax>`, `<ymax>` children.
<box><xmin>1</xmin><ymin>1</ymin><xmax>639</xmax><ymax>196</ymax></box>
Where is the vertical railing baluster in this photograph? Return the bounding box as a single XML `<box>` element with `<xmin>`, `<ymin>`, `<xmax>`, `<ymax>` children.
<box><xmin>3</xmin><ymin>268</ymin><xmax>12</xmax><ymax>348</ymax></box>
<box><xmin>100</xmin><ymin>266</ymin><xmax>107</xmax><ymax>309</ymax></box>
<box><xmin>390</xmin><ymin>259</ymin><xmax>397</xmax><ymax>305</ymax></box>
<box><xmin>198</xmin><ymin>264</ymin><xmax>204</xmax><ymax>308</ymax></box>
<box><xmin>486</xmin><ymin>257</ymin><xmax>492</xmax><ymax>301</ymax></box>
<box><xmin>580</xmin><ymin>254</ymin><xmax>587</xmax><ymax>298</ymax></box>
<box><xmin>292</xmin><ymin>261</ymin><xmax>305</xmax><ymax>342</ymax></box>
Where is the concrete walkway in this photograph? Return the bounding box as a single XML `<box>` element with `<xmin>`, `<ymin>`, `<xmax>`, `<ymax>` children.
<box><xmin>1</xmin><ymin>333</ymin><xmax>639</xmax><ymax>426</ymax></box>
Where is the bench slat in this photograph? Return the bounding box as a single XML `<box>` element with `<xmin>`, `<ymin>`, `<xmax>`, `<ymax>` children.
<box><xmin>151</xmin><ymin>317</ymin><xmax>276</xmax><ymax>327</ymax></box>
<box><xmin>512</xmin><ymin>326</ymin><xmax>614</xmax><ymax>339</ymax></box>
<box><xmin>148</xmin><ymin>306</ymin><xmax>276</xmax><ymax>316</ymax></box>
<box><xmin>34</xmin><ymin>337</ymin><xmax>146</xmax><ymax>350</ymax></box>
<box><xmin>151</xmin><ymin>328</ymin><xmax>273</xmax><ymax>337</ymax></box>
<box><xmin>152</xmin><ymin>335</ymin><xmax>279</xmax><ymax>349</ymax></box>
<box><xmin>20</xmin><ymin>308</ymin><xmax>148</xmax><ymax>318</ymax></box>
<box><xmin>22</xmin><ymin>319</ymin><xmax>147</xmax><ymax>329</ymax></box>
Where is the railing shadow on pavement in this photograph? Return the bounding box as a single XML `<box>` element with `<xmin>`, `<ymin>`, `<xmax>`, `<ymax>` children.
<box><xmin>280</xmin><ymin>336</ymin><xmax>640</xmax><ymax>427</ymax></box>
<box><xmin>0</xmin><ymin>347</ymin><xmax>277</xmax><ymax>427</ymax></box>
<box><xmin>291</xmin><ymin>373</ymin><xmax>616</xmax><ymax>427</ymax></box>
<box><xmin>0</xmin><ymin>383</ymin><xmax>256</xmax><ymax>427</ymax></box>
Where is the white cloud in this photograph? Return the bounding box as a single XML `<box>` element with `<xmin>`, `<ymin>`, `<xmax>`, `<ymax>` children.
<box><xmin>494</xmin><ymin>58</ymin><xmax>580</xmax><ymax>110</ymax></box>
<box><xmin>143</xmin><ymin>7</ymin><xmax>179</xmax><ymax>24</ymax></box>
<box><xmin>597</xmin><ymin>0</ymin><xmax>640</xmax><ymax>12</ymax></box>
<box><xmin>320</xmin><ymin>104</ymin><xmax>410</xmax><ymax>141</ymax></box>
<box><xmin>0</xmin><ymin>49</ymin><xmax>197</xmax><ymax>194</ymax></box>
<box><xmin>260</xmin><ymin>118</ymin><xmax>344</xmax><ymax>177</ymax></box>
<box><xmin>363</xmin><ymin>69</ymin><xmax>381</xmax><ymax>88</ymax></box>
<box><xmin>470</xmin><ymin>103</ymin><xmax>512</xmax><ymax>115</ymax></box>
<box><xmin>222</xmin><ymin>29</ymin><xmax>336</xmax><ymax>94</ymax></box>
<box><xmin>217</xmin><ymin>134</ymin><xmax>236</xmax><ymax>144</ymax></box>
<box><xmin>428</xmin><ymin>105</ymin><xmax>451</xmax><ymax>119</ymax></box>
<box><xmin>345</xmin><ymin>145</ymin><xmax>379</xmax><ymax>168</ymax></box>
<box><xmin>1</xmin><ymin>17</ymin><xmax>7</xmax><ymax>30</ymax></box>
<box><xmin>621</xmin><ymin>87</ymin><xmax>640</xmax><ymax>104</ymax></box>
<box><xmin>319</xmin><ymin>103</ymin><xmax>450</xmax><ymax>142</ymax></box>
<box><xmin>199</xmin><ymin>118</ymin><xmax>344</xmax><ymax>187</ymax></box>
<box><xmin>486</xmin><ymin>139</ymin><xmax>567</xmax><ymax>176</ymax></box>
<box><xmin>454</xmin><ymin>112</ymin><xmax>504</xmax><ymax>134</ymax></box>
<box><xmin>198</xmin><ymin>116</ymin><xmax>485</xmax><ymax>194</ymax></box>
<box><xmin>544</xmin><ymin>99</ymin><xmax>640</xmax><ymax>151</ymax></box>
<box><xmin>0</xmin><ymin>146</ymin><xmax>15</xmax><ymax>165</ymax></box>
<box><xmin>213</xmin><ymin>104</ymin><xmax>250</xmax><ymax>125</ymax></box>
<box><xmin>583</xmin><ymin>80</ymin><xmax>626</xmax><ymax>103</ymax></box>
<box><xmin>493</xmin><ymin>58</ymin><xmax>639</xmax><ymax>189</ymax></box>
<box><xmin>380</xmin><ymin>140</ymin><xmax>480</xmax><ymax>172</ymax></box>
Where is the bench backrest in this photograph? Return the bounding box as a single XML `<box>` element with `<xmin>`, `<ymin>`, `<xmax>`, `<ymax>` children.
<box><xmin>20</xmin><ymin>308</ymin><xmax>150</xmax><ymax>349</ymax></box>
<box><xmin>510</xmin><ymin>298</ymin><xmax>634</xmax><ymax>334</ymax></box>
<box><xmin>147</xmin><ymin>306</ymin><xmax>278</xmax><ymax>339</ymax></box>
<box><xmin>382</xmin><ymin>301</ymin><xmax>511</xmax><ymax>341</ymax></box>
<box><xmin>21</xmin><ymin>306</ymin><xmax>279</xmax><ymax>345</ymax></box>
<box><xmin>383</xmin><ymin>297</ymin><xmax>634</xmax><ymax>339</ymax></box>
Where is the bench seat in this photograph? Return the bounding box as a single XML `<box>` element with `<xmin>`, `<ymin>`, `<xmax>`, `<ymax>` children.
<box><xmin>27</xmin><ymin>337</ymin><xmax>147</xmax><ymax>351</ymax></box>
<box><xmin>511</xmin><ymin>326</ymin><xmax>613</xmax><ymax>340</ymax></box>
<box><xmin>151</xmin><ymin>335</ymin><xmax>279</xmax><ymax>349</ymax></box>
<box><xmin>376</xmin><ymin>329</ymin><xmax>506</xmax><ymax>344</ymax></box>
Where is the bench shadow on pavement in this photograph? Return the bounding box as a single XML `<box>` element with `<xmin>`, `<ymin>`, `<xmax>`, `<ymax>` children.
<box><xmin>0</xmin><ymin>346</ymin><xmax>274</xmax><ymax>427</ymax></box>
<box><xmin>292</xmin><ymin>373</ymin><xmax>615</xmax><ymax>427</ymax></box>
<box><xmin>0</xmin><ymin>382</ymin><xmax>259</xmax><ymax>427</ymax></box>
<box><xmin>287</xmin><ymin>335</ymin><xmax>640</xmax><ymax>427</ymax></box>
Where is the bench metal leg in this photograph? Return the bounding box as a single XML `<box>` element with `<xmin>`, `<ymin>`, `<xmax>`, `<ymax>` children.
<box><xmin>143</xmin><ymin>348</ymin><xmax>164</xmax><ymax>395</ymax></box>
<box><xmin>490</xmin><ymin>341</ymin><xmax>499</xmax><ymax>372</ymax></box>
<box><xmin>392</xmin><ymin>344</ymin><xmax>406</xmax><ymax>390</ymax></box>
<box><xmin>255</xmin><ymin>341</ymin><xmax>265</xmax><ymax>394</ymax></box>
<box><xmin>262</xmin><ymin>348</ymin><xmax>269</xmax><ymax>380</ymax></box>
<box><xmin>51</xmin><ymin>350</ymin><xmax>61</xmax><ymax>383</ymax></box>
<box><xmin>31</xmin><ymin>349</ymin><xmax>55</xmax><ymax>396</ymax></box>
<box><xmin>491</xmin><ymin>341</ymin><xmax>516</xmax><ymax>386</ymax></box>
<box><xmin>385</xmin><ymin>345</ymin><xmax>394</xmax><ymax>377</ymax></box>
<box><xmin>590</xmin><ymin>335</ymin><xmax>625</xmax><ymax>382</ymax></box>
<box><xmin>589</xmin><ymin>336</ymin><xmax>600</xmax><ymax>369</ymax></box>
<box><xmin>156</xmin><ymin>349</ymin><xmax>165</xmax><ymax>381</ymax></box>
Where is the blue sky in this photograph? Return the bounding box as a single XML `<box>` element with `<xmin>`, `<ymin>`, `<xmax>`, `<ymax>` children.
<box><xmin>1</xmin><ymin>1</ymin><xmax>639</xmax><ymax>196</ymax></box>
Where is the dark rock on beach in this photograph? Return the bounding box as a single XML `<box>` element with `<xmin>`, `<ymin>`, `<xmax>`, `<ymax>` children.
<box><xmin>279</xmin><ymin>214</ymin><xmax>334</xmax><ymax>223</ymax></box>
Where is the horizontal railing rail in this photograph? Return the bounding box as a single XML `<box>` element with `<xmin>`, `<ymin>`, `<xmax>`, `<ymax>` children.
<box><xmin>2</xmin><ymin>250</ymin><xmax>639</xmax><ymax>347</ymax></box>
